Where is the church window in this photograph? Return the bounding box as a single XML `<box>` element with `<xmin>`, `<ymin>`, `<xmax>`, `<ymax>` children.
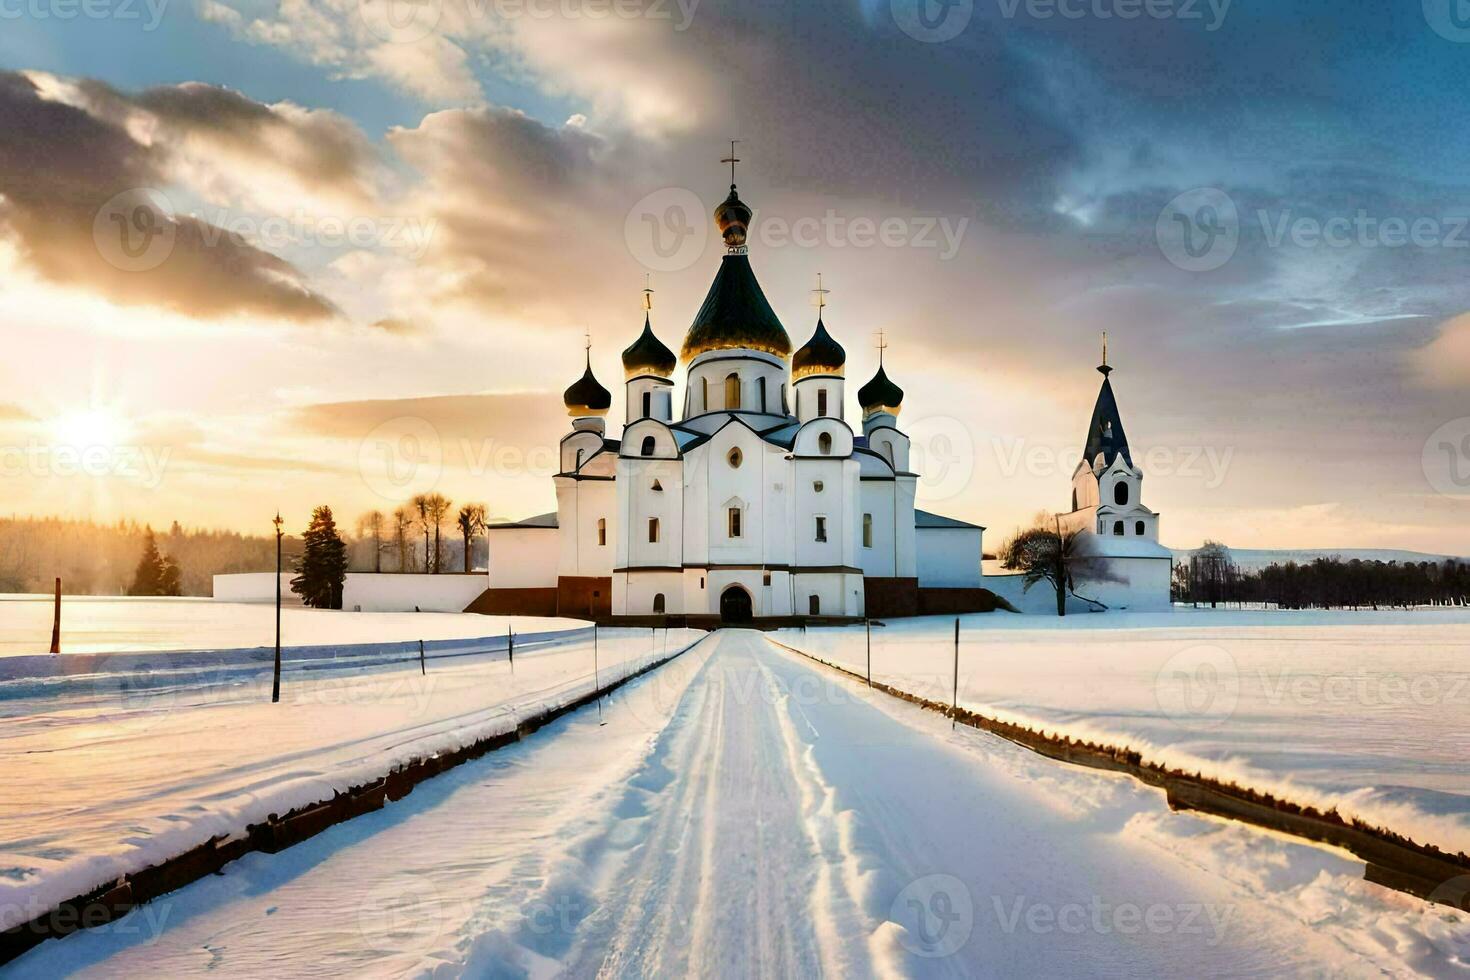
<box><xmin>641</xmin><ymin>391</ymin><xmax>652</xmax><ymax>418</ymax></box>
<box><xmin>817</xmin><ymin>389</ymin><xmax>828</xmax><ymax>417</ymax></box>
<box><xmin>1135</xmin><ymin>520</ymin><xmax>1145</xmax><ymax>536</ymax></box>
<box><xmin>652</xmin><ymin>593</ymin><xmax>666</xmax><ymax>614</ymax></box>
<box><xmin>763</xmin><ymin>572</ymin><xmax>772</xmax><ymax>586</ymax></box>
<box><xmin>728</xmin><ymin>507</ymin><xmax>742</xmax><ymax>538</ymax></box>
<box><xmin>813</xmin><ymin>480</ymin><xmax>824</xmax><ymax>492</ymax></box>
<box><xmin>575</xmin><ymin>448</ymin><xmax>585</xmax><ymax>470</ymax></box>
<box><xmin>725</xmin><ymin>373</ymin><xmax>741</xmax><ymax>410</ymax></box>
<box><xmin>641</xmin><ymin>435</ymin><xmax>656</xmax><ymax>457</ymax></box>
<box><xmin>1112</xmin><ymin>520</ymin><xmax>1124</xmax><ymax>536</ymax></box>
<box><xmin>1114</xmin><ymin>481</ymin><xmax>1129</xmax><ymax>505</ymax></box>
<box><xmin>597</xmin><ymin>518</ymin><xmax>606</xmax><ymax>546</ymax></box>
<box><xmin>701</xmin><ymin>377</ymin><xmax>709</xmax><ymax>412</ymax></box>
<box><xmin>700</xmin><ymin>576</ymin><xmax>706</xmax><ymax>589</ymax></box>
<box><xmin>781</xmin><ymin>384</ymin><xmax>789</xmax><ymax>414</ymax></box>
<box><xmin>818</xmin><ymin>432</ymin><xmax>833</xmax><ymax>455</ymax></box>
<box><xmin>880</xmin><ymin>440</ymin><xmax>894</xmax><ymax>465</ymax></box>
<box><xmin>648</xmin><ymin>518</ymin><xmax>660</xmax><ymax>543</ymax></box>
<box><xmin>863</xmin><ymin>513</ymin><xmax>873</xmax><ymax>548</ymax></box>
<box><xmin>808</xmin><ymin>594</ymin><xmax>821</xmax><ymax>615</ymax></box>
<box><xmin>651</xmin><ymin>479</ymin><xmax>663</xmax><ymax>492</ymax></box>
<box><xmin>1072</xmin><ymin>489</ymin><xmax>1078</xmax><ymax>511</ymax></box>
<box><xmin>814</xmin><ymin>516</ymin><xmax>828</xmax><ymax>542</ymax></box>
<box><xmin>728</xmin><ymin>447</ymin><xmax>743</xmax><ymax>468</ymax></box>
<box><xmin>757</xmin><ymin>376</ymin><xmax>768</xmax><ymax>412</ymax></box>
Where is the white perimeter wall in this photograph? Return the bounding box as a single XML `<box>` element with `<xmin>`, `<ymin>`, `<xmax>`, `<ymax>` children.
<box><xmin>487</xmin><ymin>528</ymin><xmax>559</xmax><ymax>589</ymax></box>
<box><xmin>916</xmin><ymin>528</ymin><xmax>982</xmax><ymax>588</ymax></box>
<box><xmin>212</xmin><ymin>572</ymin><xmax>488</xmax><ymax>612</ymax></box>
<box><xmin>212</xmin><ymin>572</ymin><xmax>299</xmax><ymax>604</ymax></box>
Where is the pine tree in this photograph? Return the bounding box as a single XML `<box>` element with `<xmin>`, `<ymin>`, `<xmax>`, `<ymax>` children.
<box><xmin>291</xmin><ymin>505</ymin><xmax>348</xmax><ymax>609</ymax></box>
<box><xmin>127</xmin><ymin>527</ymin><xmax>165</xmax><ymax>596</ymax></box>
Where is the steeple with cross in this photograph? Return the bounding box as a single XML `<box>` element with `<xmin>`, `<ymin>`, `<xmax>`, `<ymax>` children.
<box><xmin>721</xmin><ymin>139</ymin><xmax>741</xmax><ymax>189</ymax></box>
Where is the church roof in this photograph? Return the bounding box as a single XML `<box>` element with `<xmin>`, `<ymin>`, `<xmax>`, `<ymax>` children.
<box><xmin>915</xmin><ymin>509</ymin><xmax>986</xmax><ymax>531</ymax></box>
<box><xmin>486</xmin><ymin>511</ymin><xmax>559</xmax><ymax>530</ymax></box>
<box><xmin>857</xmin><ymin>364</ymin><xmax>904</xmax><ymax>413</ymax></box>
<box><xmin>681</xmin><ymin>252</ymin><xmax>791</xmax><ymax>361</ymax></box>
<box><xmin>1082</xmin><ymin>367</ymin><xmax>1132</xmax><ymax>469</ymax></box>
<box><xmin>563</xmin><ymin>359</ymin><xmax>611</xmax><ymax>417</ymax></box>
<box><xmin>792</xmin><ymin>315</ymin><xmax>846</xmax><ymax>379</ymax></box>
<box><xmin>621</xmin><ymin>314</ymin><xmax>676</xmax><ymax>378</ymax></box>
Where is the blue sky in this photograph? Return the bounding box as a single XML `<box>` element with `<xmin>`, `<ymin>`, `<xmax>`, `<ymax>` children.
<box><xmin>0</xmin><ymin>0</ymin><xmax>1467</xmax><ymax>551</ymax></box>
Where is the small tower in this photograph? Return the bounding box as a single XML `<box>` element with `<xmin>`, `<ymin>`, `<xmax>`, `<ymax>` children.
<box><xmin>792</xmin><ymin>275</ymin><xmax>847</xmax><ymax>422</ymax></box>
<box><xmin>622</xmin><ymin>282</ymin><xmax>676</xmax><ymax>423</ymax></box>
<box><xmin>563</xmin><ymin>336</ymin><xmax>611</xmax><ymax>437</ymax></box>
<box><xmin>1069</xmin><ymin>334</ymin><xmax>1159</xmax><ymax>541</ymax></box>
<box><xmin>858</xmin><ymin>333</ymin><xmax>909</xmax><ymax>470</ymax></box>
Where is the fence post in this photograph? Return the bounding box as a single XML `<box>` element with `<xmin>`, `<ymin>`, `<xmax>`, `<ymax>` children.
<box><xmin>50</xmin><ymin>577</ymin><xmax>61</xmax><ymax>654</ymax></box>
<box><xmin>865</xmin><ymin>617</ymin><xmax>872</xmax><ymax>688</ymax></box>
<box><xmin>593</xmin><ymin>623</ymin><xmax>604</xmax><ymax>725</ymax></box>
<box><xmin>951</xmin><ymin>617</ymin><xmax>960</xmax><ymax>730</ymax></box>
<box><xmin>418</xmin><ymin>638</ymin><xmax>426</xmax><ymax>676</ymax></box>
<box><xmin>508</xmin><ymin>626</ymin><xmax>514</xmax><ymax>673</ymax></box>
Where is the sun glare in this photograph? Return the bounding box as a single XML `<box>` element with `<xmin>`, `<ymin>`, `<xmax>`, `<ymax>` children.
<box><xmin>50</xmin><ymin>408</ymin><xmax>129</xmax><ymax>451</ymax></box>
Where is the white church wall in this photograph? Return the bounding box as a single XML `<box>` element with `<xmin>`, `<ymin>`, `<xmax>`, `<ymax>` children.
<box><xmin>865</xmin><ymin>424</ymin><xmax>910</xmax><ymax>472</ymax></box>
<box><xmin>858</xmin><ymin>480</ymin><xmax>899</xmax><ymax>577</ymax></box>
<box><xmin>685</xmin><ymin>351</ymin><xmax>789</xmax><ymax>418</ymax></box>
<box><xmin>618</xmin><ymin>570</ymin><xmax>685</xmax><ymax>615</ymax></box>
<box><xmin>555</xmin><ymin>476</ymin><xmax>616</xmax><ymax>577</ymax></box>
<box><xmin>793</xmin><ymin>456</ymin><xmax>856</xmax><ymax>570</ymax></box>
<box><xmin>487</xmin><ymin>527</ymin><xmax>559</xmax><ymax>589</ymax></box>
<box><xmin>895</xmin><ymin>476</ymin><xmax>919</xmax><ymax>578</ymax></box>
<box><xmin>560</xmin><ymin>430</ymin><xmax>604</xmax><ymax>474</ymax></box>
<box><xmin>915</xmin><ymin>527</ymin><xmax>982</xmax><ymax>588</ymax></box>
<box><xmin>1073</xmin><ymin>556</ymin><xmax>1173</xmax><ymax>612</ymax></box>
<box><xmin>620</xmin><ymin>456</ymin><xmax>685</xmax><ymax>570</ymax></box>
<box><xmin>794</xmin><ymin>377</ymin><xmax>846</xmax><ymax>423</ymax></box>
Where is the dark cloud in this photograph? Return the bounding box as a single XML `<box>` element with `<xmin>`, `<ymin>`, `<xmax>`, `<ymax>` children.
<box><xmin>0</xmin><ymin>71</ymin><xmax>339</xmax><ymax>323</ymax></box>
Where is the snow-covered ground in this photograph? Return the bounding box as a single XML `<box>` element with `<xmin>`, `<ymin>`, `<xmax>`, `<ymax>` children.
<box><xmin>0</xmin><ymin>622</ymin><xmax>699</xmax><ymax>934</ymax></box>
<box><xmin>778</xmin><ymin>607</ymin><xmax>1470</xmax><ymax>859</ymax></box>
<box><xmin>11</xmin><ymin>631</ymin><xmax>1467</xmax><ymax>977</ymax></box>
<box><xmin>0</xmin><ymin>594</ymin><xmax>584</xmax><ymax>657</ymax></box>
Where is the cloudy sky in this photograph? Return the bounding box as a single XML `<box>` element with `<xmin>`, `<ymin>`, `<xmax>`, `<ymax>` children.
<box><xmin>1</xmin><ymin>0</ymin><xmax>1468</xmax><ymax>551</ymax></box>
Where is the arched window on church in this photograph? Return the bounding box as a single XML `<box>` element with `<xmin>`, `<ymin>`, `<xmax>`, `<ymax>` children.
<box><xmin>817</xmin><ymin>388</ymin><xmax>828</xmax><ymax>418</ymax></box>
<box><xmin>701</xmin><ymin>377</ymin><xmax>709</xmax><ymax>413</ymax></box>
<box><xmin>757</xmin><ymin>377</ymin><xmax>767</xmax><ymax>413</ymax></box>
<box><xmin>879</xmin><ymin>440</ymin><xmax>894</xmax><ymax>465</ymax></box>
<box><xmin>1114</xmin><ymin>481</ymin><xmax>1129</xmax><ymax>506</ymax></box>
<box><xmin>597</xmin><ymin>518</ymin><xmax>606</xmax><ymax>546</ymax></box>
<box><xmin>725</xmin><ymin>373</ymin><xmax>741</xmax><ymax>410</ymax></box>
<box><xmin>808</xmin><ymin>594</ymin><xmax>821</xmax><ymax>616</ymax></box>
<box><xmin>652</xmin><ymin>593</ymin><xmax>666</xmax><ymax>614</ymax></box>
<box><xmin>641</xmin><ymin>391</ymin><xmax>652</xmax><ymax>418</ymax></box>
<box><xmin>641</xmin><ymin>435</ymin><xmax>656</xmax><ymax>457</ymax></box>
<box><xmin>818</xmin><ymin>432</ymin><xmax>832</xmax><ymax>455</ymax></box>
<box><xmin>1112</xmin><ymin>520</ymin><xmax>1124</xmax><ymax>536</ymax></box>
<box><xmin>574</xmin><ymin>448</ymin><xmax>585</xmax><ymax>471</ymax></box>
<box><xmin>1135</xmin><ymin>520</ymin><xmax>1145</xmax><ymax>536</ymax></box>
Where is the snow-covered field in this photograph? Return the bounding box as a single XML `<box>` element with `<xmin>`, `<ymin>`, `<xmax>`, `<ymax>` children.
<box><xmin>0</xmin><ymin>621</ymin><xmax>700</xmax><ymax>934</ymax></box>
<box><xmin>779</xmin><ymin>608</ymin><xmax>1470</xmax><ymax>859</ymax></box>
<box><xmin>10</xmin><ymin>632</ymin><xmax>1467</xmax><ymax>977</ymax></box>
<box><xmin>0</xmin><ymin>594</ymin><xmax>584</xmax><ymax>657</ymax></box>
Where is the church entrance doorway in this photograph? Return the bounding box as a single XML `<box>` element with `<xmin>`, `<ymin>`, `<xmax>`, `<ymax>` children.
<box><xmin>719</xmin><ymin>585</ymin><xmax>753</xmax><ymax>625</ymax></box>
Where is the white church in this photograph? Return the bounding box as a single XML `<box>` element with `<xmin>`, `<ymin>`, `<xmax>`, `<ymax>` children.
<box><xmin>476</xmin><ymin>175</ymin><xmax>1171</xmax><ymax>624</ymax></box>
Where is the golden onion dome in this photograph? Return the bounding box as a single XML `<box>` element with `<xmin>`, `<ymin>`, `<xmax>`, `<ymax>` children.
<box><xmin>713</xmin><ymin>184</ymin><xmax>752</xmax><ymax>249</ymax></box>
<box><xmin>858</xmin><ymin>364</ymin><xmax>904</xmax><ymax>418</ymax></box>
<box><xmin>563</xmin><ymin>358</ymin><xmax>611</xmax><ymax>417</ymax></box>
<box><xmin>680</xmin><ymin>250</ymin><xmax>791</xmax><ymax>360</ymax></box>
<box><xmin>791</xmin><ymin>315</ymin><xmax>847</xmax><ymax>380</ymax></box>
<box><xmin>621</xmin><ymin>314</ymin><xmax>676</xmax><ymax>378</ymax></box>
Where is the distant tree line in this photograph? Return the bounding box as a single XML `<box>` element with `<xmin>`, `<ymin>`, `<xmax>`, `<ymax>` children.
<box><xmin>1173</xmin><ymin>542</ymin><xmax>1470</xmax><ymax>609</ymax></box>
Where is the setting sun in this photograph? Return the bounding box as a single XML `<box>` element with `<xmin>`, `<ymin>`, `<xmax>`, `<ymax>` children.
<box><xmin>49</xmin><ymin>407</ymin><xmax>129</xmax><ymax>451</ymax></box>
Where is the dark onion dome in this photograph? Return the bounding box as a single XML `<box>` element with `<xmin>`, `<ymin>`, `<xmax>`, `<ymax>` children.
<box><xmin>791</xmin><ymin>315</ymin><xmax>846</xmax><ymax>380</ymax></box>
<box><xmin>563</xmin><ymin>358</ymin><xmax>611</xmax><ymax>417</ymax></box>
<box><xmin>713</xmin><ymin>184</ymin><xmax>752</xmax><ymax>250</ymax></box>
<box><xmin>1082</xmin><ymin>365</ymin><xmax>1131</xmax><ymax>468</ymax></box>
<box><xmin>858</xmin><ymin>364</ymin><xmax>904</xmax><ymax>416</ymax></box>
<box><xmin>681</xmin><ymin>252</ymin><xmax>792</xmax><ymax>360</ymax></box>
<box><xmin>621</xmin><ymin>313</ymin><xmax>676</xmax><ymax>378</ymax></box>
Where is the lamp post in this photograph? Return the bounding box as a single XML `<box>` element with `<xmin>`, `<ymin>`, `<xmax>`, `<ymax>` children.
<box><xmin>272</xmin><ymin>511</ymin><xmax>283</xmax><ymax>704</ymax></box>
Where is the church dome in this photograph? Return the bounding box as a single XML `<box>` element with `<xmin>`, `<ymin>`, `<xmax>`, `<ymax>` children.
<box><xmin>713</xmin><ymin>184</ymin><xmax>752</xmax><ymax>249</ymax></box>
<box><xmin>858</xmin><ymin>364</ymin><xmax>904</xmax><ymax>417</ymax></box>
<box><xmin>563</xmin><ymin>359</ymin><xmax>611</xmax><ymax>417</ymax></box>
<box><xmin>680</xmin><ymin>250</ymin><xmax>791</xmax><ymax>361</ymax></box>
<box><xmin>622</xmin><ymin>314</ymin><xmax>676</xmax><ymax>378</ymax></box>
<box><xmin>792</xmin><ymin>315</ymin><xmax>846</xmax><ymax>380</ymax></box>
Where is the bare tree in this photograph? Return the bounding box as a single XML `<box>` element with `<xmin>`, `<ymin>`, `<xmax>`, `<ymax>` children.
<box><xmin>423</xmin><ymin>493</ymin><xmax>453</xmax><ymax>573</ymax></box>
<box><xmin>456</xmin><ymin>503</ymin><xmax>488</xmax><ymax>573</ymax></box>
<box><xmin>411</xmin><ymin>493</ymin><xmax>432</xmax><ymax>572</ymax></box>
<box><xmin>391</xmin><ymin>506</ymin><xmax>414</xmax><ymax>572</ymax></box>
<box><xmin>999</xmin><ymin>515</ymin><xmax>1120</xmax><ymax>616</ymax></box>
<box><xmin>356</xmin><ymin>510</ymin><xmax>386</xmax><ymax>572</ymax></box>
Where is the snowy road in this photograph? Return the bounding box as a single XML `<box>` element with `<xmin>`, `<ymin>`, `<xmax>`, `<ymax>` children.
<box><xmin>14</xmin><ymin>630</ymin><xmax>1465</xmax><ymax>977</ymax></box>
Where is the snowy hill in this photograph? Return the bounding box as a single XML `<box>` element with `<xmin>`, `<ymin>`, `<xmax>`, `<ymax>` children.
<box><xmin>1170</xmin><ymin>547</ymin><xmax>1466</xmax><ymax>572</ymax></box>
